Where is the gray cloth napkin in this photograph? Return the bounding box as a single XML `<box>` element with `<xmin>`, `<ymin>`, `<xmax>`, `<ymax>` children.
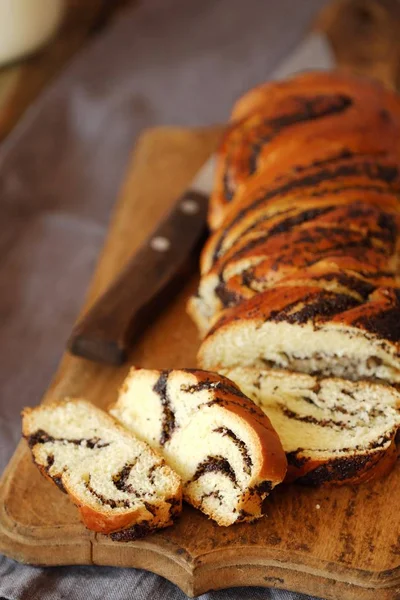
<box><xmin>0</xmin><ymin>0</ymin><xmax>329</xmax><ymax>598</ymax></box>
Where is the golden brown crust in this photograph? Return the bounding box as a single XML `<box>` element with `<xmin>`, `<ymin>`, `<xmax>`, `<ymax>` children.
<box><xmin>208</xmin><ymin>71</ymin><xmax>400</xmax><ymax>230</ymax></box>
<box><xmin>183</xmin><ymin>370</ymin><xmax>287</xmax><ymax>485</ymax></box>
<box><xmin>70</xmin><ymin>497</ymin><xmax>150</xmax><ymax>535</ymax></box>
<box><xmin>70</xmin><ymin>492</ymin><xmax>180</xmax><ymax>535</ymax></box>
<box><xmin>32</xmin><ymin>444</ymin><xmax>183</xmax><ymax>536</ymax></box>
<box><xmin>230</xmin><ymin>71</ymin><xmax>400</xmax><ymax>121</ymax></box>
<box><xmin>205</xmin><ymin>157</ymin><xmax>400</xmax><ymax>275</ymax></box>
<box><xmin>286</xmin><ymin>438</ymin><xmax>398</xmax><ymax>486</ymax></box>
<box><xmin>192</xmin><ymin>190</ymin><xmax>400</xmax><ymax>335</ymax></box>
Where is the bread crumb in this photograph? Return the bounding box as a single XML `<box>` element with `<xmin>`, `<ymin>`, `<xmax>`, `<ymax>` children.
<box><xmin>315</xmin><ymin>504</ymin><xmax>321</xmax><ymax>510</ymax></box>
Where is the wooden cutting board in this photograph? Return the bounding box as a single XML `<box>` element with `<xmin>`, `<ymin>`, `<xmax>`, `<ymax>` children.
<box><xmin>1</xmin><ymin>125</ymin><xmax>400</xmax><ymax>600</ymax></box>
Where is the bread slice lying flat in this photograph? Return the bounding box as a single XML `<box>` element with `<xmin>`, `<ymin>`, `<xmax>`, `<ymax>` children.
<box><xmin>220</xmin><ymin>367</ymin><xmax>400</xmax><ymax>485</ymax></box>
<box><xmin>22</xmin><ymin>399</ymin><xmax>182</xmax><ymax>541</ymax></box>
<box><xmin>110</xmin><ymin>368</ymin><xmax>287</xmax><ymax>526</ymax></box>
<box><xmin>198</xmin><ymin>286</ymin><xmax>400</xmax><ymax>383</ymax></box>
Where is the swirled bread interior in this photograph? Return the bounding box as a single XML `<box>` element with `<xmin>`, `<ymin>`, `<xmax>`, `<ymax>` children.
<box><xmin>220</xmin><ymin>368</ymin><xmax>400</xmax><ymax>485</ymax></box>
<box><xmin>198</xmin><ymin>286</ymin><xmax>400</xmax><ymax>383</ymax></box>
<box><xmin>110</xmin><ymin>368</ymin><xmax>287</xmax><ymax>526</ymax></box>
<box><xmin>22</xmin><ymin>399</ymin><xmax>182</xmax><ymax>541</ymax></box>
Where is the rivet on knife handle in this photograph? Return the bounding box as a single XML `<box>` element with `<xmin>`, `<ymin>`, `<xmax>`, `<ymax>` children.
<box><xmin>67</xmin><ymin>189</ymin><xmax>209</xmax><ymax>365</ymax></box>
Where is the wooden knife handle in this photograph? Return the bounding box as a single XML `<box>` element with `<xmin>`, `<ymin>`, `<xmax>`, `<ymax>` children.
<box><xmin>316</xmin><ymin>0</ymin><xmax>400</xmax><ymax>89</ymax></box>
<box><xmin>68</xmin><ymin>190</ymin><xmax>208</xmax><ymax>364</ymax></box>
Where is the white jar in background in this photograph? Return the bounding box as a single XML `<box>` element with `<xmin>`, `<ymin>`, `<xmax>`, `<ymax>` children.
<box><xmin>0</xmin><ymin>0</ymin><xmax>65</xmax><ymax>67</ymax></box>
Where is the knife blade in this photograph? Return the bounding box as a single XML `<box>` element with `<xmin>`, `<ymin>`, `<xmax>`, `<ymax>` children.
<box><xmin>66</xmin><ymin>33</ymin><xmax>336</xmax><ymax>365</ymax></box>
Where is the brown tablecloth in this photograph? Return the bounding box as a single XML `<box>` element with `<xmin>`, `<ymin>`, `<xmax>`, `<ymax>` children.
<box><xmin>0</xmin><ymin>0</ymin><xmax>328</xmax><ymax>598</ymax></box>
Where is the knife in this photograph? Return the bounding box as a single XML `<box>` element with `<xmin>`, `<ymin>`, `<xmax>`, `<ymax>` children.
<box><xmin>67</xmin><ymin>0</ymin><xmax>395</xmax><ymax>365</ymax></box>
<box><xmin>68</xmin><ymin>155</ymin><xmax>216</xmax><ymax>365</ymax></box>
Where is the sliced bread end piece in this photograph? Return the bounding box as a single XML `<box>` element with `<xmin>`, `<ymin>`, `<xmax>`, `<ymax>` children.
<box><xmin>22</xmin><ymin>398</ymin><xmax>182</xmax><ymax>540</ymax></box>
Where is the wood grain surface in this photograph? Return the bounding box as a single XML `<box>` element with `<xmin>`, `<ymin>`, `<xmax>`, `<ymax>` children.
<box><xmin>0</xmin><ymin>126</ymin><xmax>400</xmax><ymax>600</ymax></box>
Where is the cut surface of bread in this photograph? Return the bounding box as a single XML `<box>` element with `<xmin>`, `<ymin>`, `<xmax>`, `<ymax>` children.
<box><xmin>110</xmin><ymin>368</ymin><xmax>287</xmax><ymax>526</ymax></box>
<box><xmin>22</xmin><ymin>399</ymin><xmax>182</xmax><ymax>541</ymax></box>
<box><xmin>219</xmin><ymin>368</ymin><xmax>400</xmax><ymax>485</ymax></box>
<box><xmin>198</xmin><ymin>286</ymin><xmax>400</xmax><ymax>383</ymax></box>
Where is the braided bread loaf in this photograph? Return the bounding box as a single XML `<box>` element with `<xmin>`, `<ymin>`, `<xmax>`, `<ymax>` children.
<box><xmin>191</xmin><ymin>72</ymin><xmax>400</xmax><ymax>384</ymax></box>
<box><xmin>110</xmin><ymin>368</ymin><xmax>287</xmax><ymax>526</ymax></box>
<box><xmin>23</xmin><ymin>399</ymin><xmax>182</xmax><ymax>540</ymax></box>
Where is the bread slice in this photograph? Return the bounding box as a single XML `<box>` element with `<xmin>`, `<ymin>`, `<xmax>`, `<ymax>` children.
<box><xmin>219</xmin><ymin>367</ymin><xmax>400</xmax><ymax>485</ymax></box>
<box><xmin>198</xmin><ymin>285</ymin><xmax>400</xmax><ymax>383</ymax></box>
<box><xmin>110</xmin><ymin>368</ymin><xmax>287</xmax><ymax>526</ymax></box>
<box><xmin>22</xmin><ymin>399</ymin><xmax>182</xmax><ymax>541</ymax></box>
